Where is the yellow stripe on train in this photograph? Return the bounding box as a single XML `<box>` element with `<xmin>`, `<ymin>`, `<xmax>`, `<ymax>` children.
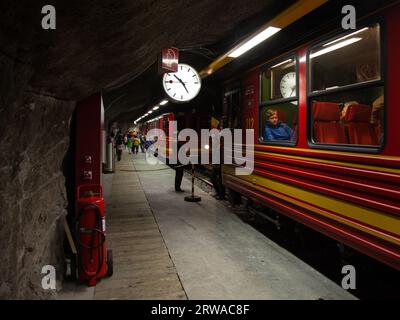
<box><xmin>223</xmin><ymin>167</ymin><xmax>400</xmax><ymax>246</ymax></box>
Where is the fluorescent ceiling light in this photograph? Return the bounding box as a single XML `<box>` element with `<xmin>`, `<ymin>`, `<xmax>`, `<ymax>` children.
<box><xmin>153</xmin><ymin>106</ymin><xmax>159</xmax><ymax>110</ymax></box>
<box><xmin>310</xmin><ymin>37</ymin><xmax>362</xmax><ymax>59</ymax></box>
<box><xmin>228</xmin><ymin>26</ymin><xmax>281</xmax><ymax>58</ymax></box>
<box><xmin>323</xmin><ymin>27</ymin><xmax>368</xmax><ymax>47</ymax></box>
<box><xmin>271</xmin><ymin>58</ymin><xmax>293</xmax><ymax>69</ymax></box>
<box><xmin>160</xmin><ymin>100</ymin><xmax>168</xmax><ymax>105</ymax></box>
<box><xmin>148</xmin><ymin>110</ymin><xmax>153</xmax><ymax>114</ymax></box>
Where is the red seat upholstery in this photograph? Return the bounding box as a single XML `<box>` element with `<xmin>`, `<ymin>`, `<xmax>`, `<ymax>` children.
<box><xmin>313</xmin><ymin>101</ymin><xmax>347</xmax><ymax>144</ymax></box>
<box><xmin>344</xmin><ymin>104</ymin><xmax>379</xmax><ymax>145</ymax></box>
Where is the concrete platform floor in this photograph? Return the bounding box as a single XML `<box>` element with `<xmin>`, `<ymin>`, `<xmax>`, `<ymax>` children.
<box><xmin>59</xmin><ymin>150</ymin><xmax>355</xmax><ymax>300</ymax></box>
<box><xmin>134</xmin><ymin>152</ymin><xmax>355</xmax><ymax>300</ymax></box>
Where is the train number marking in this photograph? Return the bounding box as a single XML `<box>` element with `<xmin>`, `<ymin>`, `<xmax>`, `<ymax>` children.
<box><xmin>245</xmin><ymin>117</ymin><xmax>254</xmax><ymax>129</ymax></box>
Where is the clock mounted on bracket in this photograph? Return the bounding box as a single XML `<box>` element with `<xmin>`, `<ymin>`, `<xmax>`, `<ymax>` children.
<box><xmin>162</xmin><ymin>63</ymin><xmax>202</xmax><ymax>103</ymax></box>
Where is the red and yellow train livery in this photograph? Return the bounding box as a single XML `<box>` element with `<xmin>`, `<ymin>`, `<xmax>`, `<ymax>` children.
<box><xmin>222</xmin><ymin>5</ymin><xmax>400</xmax><ymax>270</ymax></box>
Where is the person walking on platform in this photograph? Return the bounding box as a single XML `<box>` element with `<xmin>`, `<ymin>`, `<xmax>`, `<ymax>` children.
<box><xmin>115</xmin><ymin>132</ymin><xmax>124</xmax><ymax>161</ymax></box>
<box><xmin>173</xmin><ymin>140</ymin><xmax>185</xmax><ymax>192</ymax></box>
<box><xmin>211</xmin><ymin>165</ymin><xmax>225</xmax><ymax>199</ymax></box>
<box><xmin>123</xmin><ymin>133</ymin><xmax>128</xmax><ymax>150</ymax></box>
<box><xmin>139</xmin><ymin>132</ymin><xmax>146</xmax><ymax>153</ymax></box>
<box><xmin>132</xmin><ymin>135</ymin><xmax>140</xmax><ymax>155</ymax></box>
<box><xmin>126</xmin><ymin>132</ymin><xmax>133</xmax><ymax>154</ymax></box>
<box><xmin>174</xmin><ymin>164</ymin><xmax>184</xmax><ymax>192</ymax></box>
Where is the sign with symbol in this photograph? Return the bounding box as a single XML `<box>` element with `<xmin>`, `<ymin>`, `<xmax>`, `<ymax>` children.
<box><xmin>159</xmin><ymin>47</ymin><xmax>179</xmax><ymax>73</ymax></box>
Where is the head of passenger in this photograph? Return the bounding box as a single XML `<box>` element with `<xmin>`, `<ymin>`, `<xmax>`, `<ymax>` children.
<box><xmin>266</xmin><ymin>109</ymin><xmax>279</xmax><ymax>126</ymax></box>
<box><xmin>264</xmin><ymin>108</ymin><xmax>293</xmax><ymax>142</ymax></box>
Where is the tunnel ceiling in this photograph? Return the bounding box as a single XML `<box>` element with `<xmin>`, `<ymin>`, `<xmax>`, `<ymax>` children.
<box><xmin>1</xmin><ymin>0</ymin><xmax>296</xmax><ymax>123</ymax></box>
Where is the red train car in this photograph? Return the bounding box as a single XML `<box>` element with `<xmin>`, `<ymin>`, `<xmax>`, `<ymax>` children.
<box><xmin>143</xmin><ymin>110</ymin><xmax>216</xmax><ymax>164</ymax></box>
<box><xmin>221</xmin><ymin>5</ymin><xmax>400</xmax><ymax>270</ymax></box>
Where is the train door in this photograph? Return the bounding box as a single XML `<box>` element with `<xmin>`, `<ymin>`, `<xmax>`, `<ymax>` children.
<box><xmin>223</xmin><ymin>88</ymin><xmax>242</xmax><ymax>130</ymax></box>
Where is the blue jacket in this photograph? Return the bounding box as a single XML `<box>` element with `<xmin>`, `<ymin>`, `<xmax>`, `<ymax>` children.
<box><xmin>264</xmin><ymin>122</ymin><xmax>293</xmax><ymax>141</ymax></box>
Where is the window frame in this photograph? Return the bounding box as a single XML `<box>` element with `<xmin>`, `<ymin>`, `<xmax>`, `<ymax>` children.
<box><xmin>306</xmin><ymin>18</ymin><xmax>386</xmax><ymax>153</ymax></box>
<box><xmin>224</xmin><ymin>86</ymin><xmax>242</xmax><ymax>130</ymax></box>
<box><xmin>258</xmin><ymin>53</ymin><xmax>299</xmax><ymax>146</ymax></box>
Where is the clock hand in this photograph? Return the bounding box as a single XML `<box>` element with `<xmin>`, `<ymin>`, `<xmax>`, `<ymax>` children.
<box><xmin>174</xmin><ymin>75</ymin><xmax>189</xmax><ymax>94</ymax></box>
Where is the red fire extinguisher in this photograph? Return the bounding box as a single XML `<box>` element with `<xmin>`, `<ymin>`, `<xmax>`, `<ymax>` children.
<box><xmin>75</xmin><ymin>184</ymin><xmax>113</xmax><ymax>286</ymax></box>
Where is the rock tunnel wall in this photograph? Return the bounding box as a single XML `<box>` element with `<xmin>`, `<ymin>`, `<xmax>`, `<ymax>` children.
<box><xmin>0</xmin><ymin>0</ymin><xmax>298</xmax><ymax>299</ymax></box>
<box><xmin>0</xmin><ymin>53</ymin><xmax>75</xmax><ymax>299</ymax></box>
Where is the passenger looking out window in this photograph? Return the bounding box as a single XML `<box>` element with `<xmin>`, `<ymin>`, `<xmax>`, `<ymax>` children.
<box><xmin>259</xmin><ymin>56</ymin><xmax>298</xmax><ymax>144</ymax></box>
<box><xmin>264</xmin><ymin>109</ymin><xmax>294</xmax><ymax>141</ymax></box>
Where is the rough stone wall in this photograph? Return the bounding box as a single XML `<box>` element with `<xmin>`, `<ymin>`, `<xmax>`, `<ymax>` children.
<box><xmin>0</xmin><ymin>53</ymin><xmax>75</xmax><ymax>299</ymax></box>
<box><xmin>0</xmin><ymin>0</ymin><xmax>295</xmax><ymax>299</ymax></box>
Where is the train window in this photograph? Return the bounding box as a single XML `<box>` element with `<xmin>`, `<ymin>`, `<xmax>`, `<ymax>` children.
<box><xmin>309</xmin><ymin>23</ymin><xmax>384</xmax><ymax>148</ymax></box>
<box><xmin>311</xmin><ymin>87</ymin><xmax>384</xmax><ymax>146</ymax></box>
<box><xmin>225</xmin><ymin>90</ymin><xmax>242</xmax><ymax>129</ymax></box>
<box><xmin>261</xmin><ymin>58</ymin><xmax>297</xmax><ymax>102</ymax></box>
<box><xmin>310</xmin><ymin>24</ymin><xmax>381</xmax><ymax>92</ymax></box>
<box><xmin>259</xmin><ymin>56</ymin><xmax>298</xmax><ymax>144</ymax></box>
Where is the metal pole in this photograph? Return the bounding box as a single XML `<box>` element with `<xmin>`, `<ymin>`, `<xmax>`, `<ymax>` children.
<box><xmin>185</xmin><ymin>162</ymin><xmax>201</xmax><ymax>202</ymax></box>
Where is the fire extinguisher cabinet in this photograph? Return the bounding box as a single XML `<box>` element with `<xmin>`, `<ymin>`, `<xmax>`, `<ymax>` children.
<box><xmin>75</xmin><ymin>184</ymin><xmax>113</xmax><ymax>286</ymax></box>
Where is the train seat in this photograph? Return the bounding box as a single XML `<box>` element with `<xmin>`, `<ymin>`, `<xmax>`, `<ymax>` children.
<box><xmin>312</xmin><ymin>101</ymin><xmax>347</xmax><ymax>144</ymax></box>
<box><xmin>344</xmin><ymin>104</ymin><xmax>379</xmax><ymax>145</ymax></box>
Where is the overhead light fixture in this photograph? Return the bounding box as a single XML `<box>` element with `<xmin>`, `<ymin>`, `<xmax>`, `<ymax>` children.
<box><xmin>160</xmin><ymin>100</ymin><xmax>168</xmax><ymax>105</ymax></box>
<box><xmin>310</xmin><ymin>37</ymin><xmax>362</xmax><ymax>59</ymax></box>
<box><xmin>228</xmin><ymin>26</ymin><xmax>281</xmax><ymax>58</ymax></box>
<box><xmin>270</xmin><ymin>58</ymin><xmax>293</xmax><ymax>69</ymax></box>
<box><xmin>323</xmin><ymin>27</ymin><xmax>368</xmax><ymax>47</ymax></box>
<box><xmin>199</xmin><ymin>1</ymin><xmax>327</xmax><ymax>78</ymax></box>
<box><xmin>153</xmin><ymin>106</ymin><xmax>159</xmax><ymax>110</ymax></box>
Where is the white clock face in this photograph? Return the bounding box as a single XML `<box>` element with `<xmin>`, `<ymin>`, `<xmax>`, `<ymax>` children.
<box><xmin>280</xmin><ymin>72</ymin><xmax>296</xmax><ymax>99</ymax></box>
<box><xmin>162</xmin><ymin>63</ymin><xmax>202</xmax><ymax>103</ymax></box>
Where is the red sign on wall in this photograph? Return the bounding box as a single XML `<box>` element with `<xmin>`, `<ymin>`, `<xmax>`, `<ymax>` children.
<box><xmin>159</xmin><ymin>47</ymin><xmax>179</xmax><ymax>73</ymax></box>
